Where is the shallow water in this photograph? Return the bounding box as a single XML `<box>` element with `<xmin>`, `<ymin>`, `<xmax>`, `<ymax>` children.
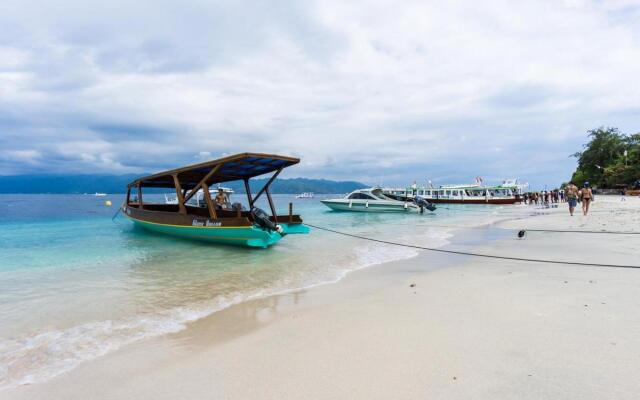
<box><xmin>0</xmin><ymin>193</ymin><xmax>524</xmax><ymax>388</ymax></box>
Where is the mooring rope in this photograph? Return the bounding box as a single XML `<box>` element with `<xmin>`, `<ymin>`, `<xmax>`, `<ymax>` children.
<box><xmin>340</xmin><ymin>222</ymin><xmax>640</xmax><ymax>235</ymax></box>
<box><xmin>523</xmin><ymin>228</ymin><xmax>640</xmax><ymax>235</ymax></box>
<box><xmin>111</xmin><ymin>205</ymin><xmax>122</xmax><ymax>222</ymax></box>
<box><xmin>436</xmin><ymin>204</ymin><xmax>636</xmax><ymax>215</ymax></box>
<box><xmin>305</xmin><ymin>223</ymin><xmax>640</xmax><ymax>269</ymax></box>
<box><xmin>366</xmin><ymin>222</ymin><xmax>640</xmax><ymax>235</ymax></box>
<box><xmin>417</xmin><ymin>204</ymin><xmax>640</xmax><ymax>234</ymax></box>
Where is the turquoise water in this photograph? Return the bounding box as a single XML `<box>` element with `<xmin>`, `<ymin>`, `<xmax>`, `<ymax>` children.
<box><xmin>0</xmin><ymin>193</ymin><xmax>524</xmax><ymax>388</ymax></box>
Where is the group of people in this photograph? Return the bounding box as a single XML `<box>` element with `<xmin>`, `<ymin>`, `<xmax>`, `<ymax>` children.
<box><xmin>522</xmin><ymin>190</ymin><xmax>564</xmax><ymax>205</ymax></box>
<box><xmin>522</xmin><ymin>182</ymin><xmax>594</xmax><ymax>216</ymax></box>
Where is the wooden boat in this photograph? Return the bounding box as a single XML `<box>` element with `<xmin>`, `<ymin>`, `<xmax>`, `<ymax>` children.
<box><xmin>122</xmin><ymin>153</ymin><xmax>310</xmax><ymax>248</ymax></box>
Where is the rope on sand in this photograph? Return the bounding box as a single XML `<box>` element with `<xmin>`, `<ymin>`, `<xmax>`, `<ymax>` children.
<box><xmin>305</xmin><ymin>223</ymin><xmax>640</xmax><ymax>270</ymax></box>
<box><xmin>522</xmin><ymin>228</ymin><xmax>640</xmax><ymax>235</ymax></box>
<box><xmin>356</xmin><ymin>221</ymin><xmax>640</xmax><ymax>235</ymax></box>
<box><xmin>422</xmin><ymin>206</ymin><xmax>640</xmax><ymax>235</ymax></box>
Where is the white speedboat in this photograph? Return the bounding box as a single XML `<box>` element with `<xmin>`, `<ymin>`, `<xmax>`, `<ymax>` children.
<box><xmin>321</xmin><ymin>188</ymin><xmax>432</xmax><ymax>212</ymax></box>
<box><xmin>295</xmin><ymin>192</ymin><xmax>314</xmax><ymax>199</ymax></box>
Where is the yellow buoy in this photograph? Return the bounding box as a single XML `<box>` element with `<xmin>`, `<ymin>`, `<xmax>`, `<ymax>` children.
<box><xmin>105</xmin><ymin>200</ymin><xmax>112</xmax><ymax>206</ymax></box>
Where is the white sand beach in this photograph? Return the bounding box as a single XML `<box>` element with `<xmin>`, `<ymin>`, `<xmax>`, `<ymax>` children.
<box><xmin>4</xmin><ymin>196</ymin><xmax>640</xmax><ymax>400</ymax></box>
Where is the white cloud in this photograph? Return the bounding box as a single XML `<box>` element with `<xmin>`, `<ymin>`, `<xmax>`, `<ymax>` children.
<box><xmin>2</xmin><ymin>150</ymin><xmax>41</xmax><ymax>163</ymax></box>
<box><xmin>0</xmin><ymin>0</ymin><xmax>639</xmax><ymax>187</ymax></box>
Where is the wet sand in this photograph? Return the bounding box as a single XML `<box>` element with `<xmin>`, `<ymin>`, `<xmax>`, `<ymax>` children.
<box><xmin>5</xmin><ymin>196</ymin><xmax>640</xmax><ymax>399</ymax></box>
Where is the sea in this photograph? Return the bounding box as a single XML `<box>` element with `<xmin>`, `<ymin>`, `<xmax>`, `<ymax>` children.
<box><xmin>0</xmin><ymin>193</ymin><xmax>524</xmax><ymax>389</ymax></box>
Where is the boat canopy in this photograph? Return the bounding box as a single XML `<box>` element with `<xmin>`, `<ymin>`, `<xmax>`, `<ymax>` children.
<box><xmin>127</xmin><ymin>153</ymin><xmax>299</xmax><ymax>189</ymax></box>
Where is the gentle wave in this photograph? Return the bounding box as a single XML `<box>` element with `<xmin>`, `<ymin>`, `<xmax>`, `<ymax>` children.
<box><xmin>0</xmin><ymin>227</ymin><xmax>453</xmax><ymax>390</ymax></box>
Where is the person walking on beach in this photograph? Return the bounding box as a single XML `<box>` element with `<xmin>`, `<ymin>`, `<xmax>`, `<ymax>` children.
<box><xmin>565</xmin><ymin>182</ymin><xmax>579</xmax><ymax>216</ymax></box>
<box><xmin>580</xmin><ymin>182</ymin><xmax>593</xmax><ymax>216</ymax></box>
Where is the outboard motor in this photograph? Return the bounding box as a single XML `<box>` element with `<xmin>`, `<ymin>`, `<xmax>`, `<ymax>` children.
<box><xmin>414</xmin><ymin>196</ymin><xmax>437</xmax><ymax>213</ymax></box>
<box><xmin>231</xmin><ymin>202</ymin><xmax>244</xmax><ymax>211</ymax></box>
<box><xmin>251</xmin><ymin>207</ymin><xmax>283</xmax><ymax>233</ymax></box>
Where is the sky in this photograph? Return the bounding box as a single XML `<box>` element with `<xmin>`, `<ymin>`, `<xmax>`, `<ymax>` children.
<box><xmin>1</xmin><ymin>0</ymin><xmax>639</xmax><ymax>189</ymax></box>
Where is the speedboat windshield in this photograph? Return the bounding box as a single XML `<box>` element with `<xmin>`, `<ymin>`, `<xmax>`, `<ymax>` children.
<box><xmin>371</xmin><ymin>189</ymin><xmax>395</xmax><ymax>201</ymax></box>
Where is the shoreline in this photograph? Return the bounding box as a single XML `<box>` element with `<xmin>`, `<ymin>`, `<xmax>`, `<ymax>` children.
<box><xmin>4</xmin><ymin>196</ymin><xmax>640</xmax><ymax>399</ymax></box>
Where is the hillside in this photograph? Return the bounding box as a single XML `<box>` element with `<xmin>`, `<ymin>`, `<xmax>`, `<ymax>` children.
<box><xmin>0</xmin><ymin>175</ymin><xmax>366</xmax><ymax>194</ymax></box>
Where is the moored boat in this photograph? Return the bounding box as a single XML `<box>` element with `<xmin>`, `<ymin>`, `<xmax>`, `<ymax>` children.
<box><xmin>384</xmin><ymin>178</ymin><xmax>528</xmax><ymax>205</ymax></box>
<box><xmin>121</xmin><ymin>153</ymin><xmax>310</xmax><ymax>248</ymax></box>
<box><xmin>321</xmin><ymin>187</ymin><xmax>434</xmax><ymax>212</ymax></box>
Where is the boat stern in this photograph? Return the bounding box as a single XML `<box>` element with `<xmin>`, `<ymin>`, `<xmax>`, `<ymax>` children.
<box><xmin>278</xmin><ymin>222</ymin><xmax>310</xmax><ymax>235</ymax></box>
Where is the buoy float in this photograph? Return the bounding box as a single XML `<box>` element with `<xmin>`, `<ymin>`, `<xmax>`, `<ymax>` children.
<box><xmin>105</xmin><ymin>200</ymin><xmax>112</xmax><ymax>206</ymax></box>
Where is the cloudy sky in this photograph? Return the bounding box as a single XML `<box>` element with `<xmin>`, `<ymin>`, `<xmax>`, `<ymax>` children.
<box><xmin>1</xmin><ymin>0</ymin><xmax>639</xmax><ymax>188</ymax></box>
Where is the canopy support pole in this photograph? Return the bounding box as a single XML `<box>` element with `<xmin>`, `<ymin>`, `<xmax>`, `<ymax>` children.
<box><xmin>172</xmin><ymin>174</ymin><xmax>187</xmax><ymax>214</ymax></box>
<box><xmin>202</xmin><ymin>182</ymin><xmax>217</xmax><ymax>219</ymax></box>
<box><xmin>244</xmin><ymin>178</ymin><xmax>253</xmax><ymax>208</ymax></box>
<box><xmin>137</xmin><ymin>183</ymin><xmax>144</xmax><ymax>210</ymax></box>
<box><xmin>266</xmin><ymin>187</ymin><xmax>277</xmax><ymax>222</ymax></box>
<box><xmin>183</xmin><ymin>164</ymin><xmax>222</xmax><ymax>203</ymax></box>
<box><xmin>252</xmin><ymin>168</ymin><xmax>282</xmax><ymax>204</ymax></box>
<box><xmin>126</xmin><ymin>187</ymin><xmax>131</xmax><ymax>206</ymax></box>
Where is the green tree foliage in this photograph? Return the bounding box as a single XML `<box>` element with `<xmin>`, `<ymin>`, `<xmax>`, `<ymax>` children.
<box><xmin>571</xmin><ymin>127</ymin><xmax>640</xmax><ymax>188</ymax></box>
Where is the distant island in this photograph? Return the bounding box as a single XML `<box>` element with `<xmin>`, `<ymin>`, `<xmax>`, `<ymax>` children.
<box><xmin>0</xmin><ymin>175</ymin><xmax>367</xmax><ymax>194</ymax></box>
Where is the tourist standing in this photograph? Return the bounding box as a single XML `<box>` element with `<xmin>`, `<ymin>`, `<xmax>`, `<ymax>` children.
<box><xmin>580</xmin><ymin>182</ymin><xmax>593</xmax><ymax>216</ymax></box>
<box><xmin>565</xmin><ymin>182</ymin><xmax>579</xmax><ymax>216</ymax></box>
<box><xmin>544</xmin><ymin>190</ymin><xmax>550</xmax><ymax>205</ymax></box>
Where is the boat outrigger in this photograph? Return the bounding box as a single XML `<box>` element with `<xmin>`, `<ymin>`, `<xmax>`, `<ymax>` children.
<box><xmin>122</xmin><ymin>153</ymin><xmax>309</xmax><ymax>248</ymax></box>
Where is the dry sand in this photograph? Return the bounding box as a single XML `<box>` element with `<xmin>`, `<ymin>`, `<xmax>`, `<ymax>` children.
<box><xmin>4</xmin><ymin>195</ymin><xmax>640</xmax><ymax>399</ymax></box>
